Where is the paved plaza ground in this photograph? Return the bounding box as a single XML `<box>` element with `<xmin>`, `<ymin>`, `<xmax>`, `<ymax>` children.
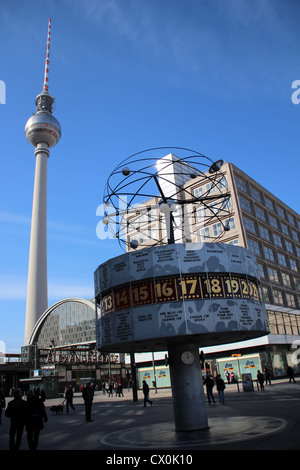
<box><xmin>1</xmin><ymin>378</ymin><xmax>300</xmax><ymax>454</ymax></box>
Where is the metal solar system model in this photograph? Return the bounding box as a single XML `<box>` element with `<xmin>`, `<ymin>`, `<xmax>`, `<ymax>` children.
<box><xmin>95</xmin><ymin>150</ymin><xmax>268</xmax><ymax>431</ymax></box>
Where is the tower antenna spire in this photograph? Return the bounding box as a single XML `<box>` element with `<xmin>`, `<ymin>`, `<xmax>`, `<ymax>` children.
<box><xmin>43</xmin><ymin>18</ymin><xmax>51</xmax><ymax>93</ymax></box>
<box><xmin>34</xmin><ymin>18</ymin><xmax>55</xmax><ymax>113</ymax></box>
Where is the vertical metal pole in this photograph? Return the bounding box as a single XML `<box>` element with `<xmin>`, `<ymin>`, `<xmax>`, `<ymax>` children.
<box><xmin>152</xmin><ymin>352</ymin><xmax>157</xmax><ymax>393</ymax></box>
<box><xmin>130</xmin><ymin>352</ymin><xmax>138</xmax><ymax>402</ymax></box>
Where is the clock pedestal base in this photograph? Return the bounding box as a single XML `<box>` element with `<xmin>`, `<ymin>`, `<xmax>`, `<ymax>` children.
<box><xmin>168</xmin><ymin>343</ymin><xmax>208</xmax><ymax>432</ymax></box>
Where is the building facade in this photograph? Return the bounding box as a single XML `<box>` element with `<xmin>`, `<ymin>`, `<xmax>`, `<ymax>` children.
<box><xmin>124</xmin><ymin>158</ymin><xmax>300</xmax><ymax>380</ymax></box>
<box><xmin>18</xmin><ymin>298</ymin><xmax>130</xmax><ymax>396</ymax></box>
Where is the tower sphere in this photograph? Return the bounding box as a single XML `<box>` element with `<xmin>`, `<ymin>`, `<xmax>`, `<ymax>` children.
<box><xmin>25</xmin><ymin>110</ymin><xmax>61</xmax><ymax>148</ymax></box>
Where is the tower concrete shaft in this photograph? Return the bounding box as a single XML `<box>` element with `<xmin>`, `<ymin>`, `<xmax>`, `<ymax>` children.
<box><xmin>24</xmin><ymin>19</ymin><xmax>61</xmax><ymax>345</ymax></box>
<box><xmin>24</xmin><ymin>143</ymin><xmax>49</xmax><ymax>344</ymax></box>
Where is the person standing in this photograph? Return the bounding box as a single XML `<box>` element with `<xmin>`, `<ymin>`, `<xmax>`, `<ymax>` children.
<box><xmin>82</xmin><ymin>383</ymin><xmax>94</xmax><ymax>422</ymax></box>
<box><xmin>204</xmin><ymin>374</ymin><xmax>216</xmax><ymax>405</ymax></box>
<box><xmin>216</xmin><ymin>374</ymin><xmax>226</xmax><ymax>404</ymax></box>
<box><xmin>65</xmin><ymin>385</ymin><xmax>75</xmax><ymax>413</ymax></box>
<box><xmin>142</xmin><ymin>380</ymin><xmax>152</xmax><ymax>407</ymax></box>
<box><xmin>264</xmin><ymin>368</ymin><xmax>271</xmax><ymax>385</ymax></box>
<box><xmin>257</xmin><ymin>370</ymin><xmax>265</xmax><ymax>390</ymax></box>
<box><xmin>26</xmin><ymin>390</ymin><xmax>48</xmax><ymax>450</ymax></box>
<box><xmin>5</xmin><ymin>389</ymin><xmax>27</xmax><ymax>450</ymax></box>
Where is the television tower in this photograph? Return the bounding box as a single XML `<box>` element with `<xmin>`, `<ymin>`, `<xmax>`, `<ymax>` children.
<box><xmin>24</xmin><ymin>19</ymin><xmax>61</xmax><ymax>345</ymax></box>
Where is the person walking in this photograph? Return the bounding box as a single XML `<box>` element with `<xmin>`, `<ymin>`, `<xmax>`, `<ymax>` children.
<box><xmin>65</xmin><ymin>385</ymin><xmax>75</xmax><ymax>413</ymax></box>
<box><xmin>287</xmin><ymin>366</ymin><xmax>296</xmax><ymax>383</ymax></box>
<box><xmin>0</xmin><ymin>388</ymin><xmax>6</xmax><ymax>424</ymax></box>
<box><xmin>216</xmin><ymin>374</ymin><xmax>226</xmax><ymax>404</ymax></box>
<box><xmin>204</xmin><ymin>374</ymin><xmax>216</xmax><ymax>405</ymax></box>
<box><xmin>26</xmin><ymin>390</ymin><xmax>48</xmax><ymax>450</ymax></box>
<box><xmin>257</xmin><ymin>370</ymin><xmax>265</xmax><ymax>390</ymax></box>
<box><xmin>82</xmin><ymin>383</ymin><xmax>94</xmax><ymax>422</ymax></box>
<box><xmin>5</xmin><ymin>388</ymin><xmax>27</xmax><ymax>450</ymax></box>
<box><xmin>117</xmin><ymin>382</ymin><xmax>124</xmax><ymax>397</ymax></box>
<box><xmin>142</xmin><ymin>380</ymin><xmax>152</xmax><ymax>407</ymax></box>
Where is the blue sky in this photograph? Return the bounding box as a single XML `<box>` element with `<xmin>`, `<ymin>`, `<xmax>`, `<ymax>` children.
<box><xmin>0</xmin><ymin>0</ymin><xmax>299</xmax><ymax>353</ymax></box>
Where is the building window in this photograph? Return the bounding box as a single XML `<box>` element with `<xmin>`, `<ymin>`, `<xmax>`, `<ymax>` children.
<box><xmin>217</xmin><ymin>176</ymin><xmax>227</xmax><ymax>190</ymax></box>
<box><xmin>206</xmin><ymin>182</ymin><xmax>216</xmax><ymax>194</ymax></box>
<box><xmin>248</xmin><ymin>239</ymin><xmax>261</xmax><ymax>255</ymax></box>
<box><xmin>259</xmin><ymin>225</ymin><xmax>270</xmax><ymax>240</ymax></box>
<box><xmin>282</xmin><ymin>272</ymin><xmax>292</xmax><ymax>287</ymax></box>
<box><xmin>212</xmin><ymin>222</ymin><xmax>222</xmax><ymax>236</ymax></box>
<box><xmin>290</xmin><ymin>258</ymin><xmax>298</xmax><ymax>272</ymax></box>
<box><xmin>251</xmin><ymin>187</ymin><xmax>262</xmax><ymax>202</ymax></box>
<box><xmin>239</xmin><ymin>196</ymin><xmax>252</xmax><ymax>213</ymax></box>
<box><xmin>194</xmin><ymin>186</ymin><xmax>203</xmax><ymax>198</ymax></box>
<box><xmin>228</xmin><ymin>239</ymin><xmax>239</xmax><ymax>245</ymax></box>
<box><xmin>278</xmin><ymin>253</ymin><xmax>287</xmax><ymax>267</ymax></box>
<box><xmin>265</xmin><ymin>197</ymin><xmax>274</xmax><ymax>211</ymax></box>
<box><xmin>292</xmin><ymin>230</ymin><xmax>299</xmax><ymax>242</ymax></box>
<box><xmin>199</xmin><ymin>227</ymin><xmax>210</xmax><ymax>241</ymax></box>
<box><xmin>235</xmin><ymin>176</ymin><xmax>248</xmax><ymax>192</ymax></box>
<box><xmin>286</xmin><ymin>293</ymin><xmax>296</xmax><ymax>308</ymax></box>
<box><xmin>273</xmin><ymin>234</ymin><xmax>283</xmax><ymax>248</ymax></box>
<box><xmin>263</xmin><ymin>246</ymin><xmax>275</xmax><ymax>261</ymax></box>
<box><xmin>281</xmin><ymin>223</ymin><xmax>289</xmax><ymax>236</ymax></box>
<box><xmin>225</xmin><ymin>217</ymin><xmax>235</xmax><ymax>230</ymax></box>
<box><xmin>257</xmin><ymin>263</ymin><xmax>265</xmax><ymax>278</ymax></box>
<box><xmin>268</xmin><ymin>267</ymin><xmax>279</xmax><ymax>283</ymax></box>
<box><xmin>243</xmin><ymin>217</ymin><xmax>256</xmax><ymax>234</ymax></box>
<box><xmin>283</xmin><ymin>313</ymin><xmax>293</xmax><ymax>334</ymax></box>
<box><xmin>261</xmin><ymin>286</ymin><xmax>271</xmax><ymax>303</ymax></box>
<box><xmin>277</xmin><ymin>206</ymin><xmax>285</xmax><ymax>218</ymax></box>
<box><xmin>255</xmin><ymin>206</ymin><xmax>266</xmax><ymax>221</ymax></box>
<box><xmin>294</xmin><ymin>277</ymin><xmax>300</xmax><ymax>290</ymax></box>
<box><xmin>288</xmin><ymin>214</ymin><xmax>295</xmax><ymax>225</ymax></box>
<box><xmin>269</xmin><ymin>215</ymin><xmax>278</xmax><ymax>229</ymax></box>
<box><xmin>285</xmin><ymin>241</ymin><xmax>294</xmax><ymax>254</ymax></box>
<box><xmin>267</xmin><ymin>312</ymin><xmax>277</xmax><ymax>335</ymax></box>
<box><xmin>273</xmin><ymin>289</ymin><xmax>284</xmax><ymax>305</ymax></box>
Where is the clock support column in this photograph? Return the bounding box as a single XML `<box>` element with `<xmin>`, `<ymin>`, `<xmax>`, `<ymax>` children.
<box><xmin>168</xmin><ymin>343</ymin><xmax>208</xmax><ymax>431</ymax></box>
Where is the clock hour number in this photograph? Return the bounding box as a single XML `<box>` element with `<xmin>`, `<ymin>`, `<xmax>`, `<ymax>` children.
<box><xmin>155</xmin><ymin>279</ymin><xmax>177</xmax><ymax>302</ymax></box>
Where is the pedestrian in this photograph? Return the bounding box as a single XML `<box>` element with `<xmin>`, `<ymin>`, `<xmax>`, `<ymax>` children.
<box><xmin>5</xmin><ymin>388</ymin><xmax>27</xmax><ymax>450</ymax></box>
<box><xmin>142</xmin><ymin>380</ymin><xmax>152</xmax><ymax>407</ymax></box>
<box><xmin>117</xmin><ymin>382</ymin><xmax>124</xmax><ymax>397</ymax></box>
<box><xmin>216</xmin><ymin>374</ymin><xmax>226</xmax><ymax>404</ymax></box>
<box><xmin>26</xmin><ymin>390</ymin><xmax>48</xmax><ymax>450</ymax></box>
<box><xmin>0</xmin><ymin>388</ymin><xmax>5</xmax><ymax>424</ymax></box>
<box><xmin>108</xmin><ymin>382</ymin><xmax>113</xmax><ymax>397</ymax></box>
<box><xmin>257</xmin><ymin>370</ymin><xmax>264</xmax><ymax>390</ymax></box>
<box><xmin>287</xmin><ymin>366</ymin><xmax>296</xmax><ymax>383</ymax></box>
<box><xmin>65</xmin><ymin>385</ymin><xmax>75</xmax><ymax>413</ymax></box>
<box><xmin>82</xmin><ymin>383</ymin><xmax>94</xmax><ymax>422</ymax></box>
<box><xmin>264</xmin><ymin>368</ymin><xmax>271</xmax><ymax>385</ymax></box>
<box><xmin>204</xmin><ymin>374</ymin><xmax>215</xmax><ymax>405</ymax></box>
<box><xmin>225</xmin><ymin>371</ymin><xmax>230</xmax><ymax>384</ymax></box>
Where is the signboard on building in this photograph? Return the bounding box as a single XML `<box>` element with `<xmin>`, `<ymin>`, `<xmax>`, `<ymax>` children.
<box><xmin>217</xmin><ymin>354</ymin><xmax>262</xmax><ymax>382</ymax></box>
